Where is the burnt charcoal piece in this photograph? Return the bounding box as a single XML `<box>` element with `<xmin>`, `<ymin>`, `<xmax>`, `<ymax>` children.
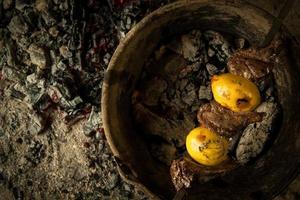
<box><xmin>27</xmin><ymin>44</ymin><xmax>50</xmax><ymax>70</ymax></box>
<box><xmin>236</xmin><ymin>101</ymin><xmax>280</xmax><ymax>164</ymax></box>
<box><xmin>181</xmin><ymin>30</ymin><xmax>206</xmax><ymax>62</ymax></box>
<box><xmin>8</xmin><ymin>15</ymin><xmax>29</xmax><ymax>35</ymax></box>
<box><xmin>197</xmin><ymin>101</ymin><xmax>264</xmax><ymax>137</ymax></box>
<box><xmin>170</xmin><ymin>156</ymin><xmax>238</xmax><ymax>191</ymax></box>
<box><xmin>83</xmin><ymin>106</ymin><xmax>102</xmax><ymax>136</ymax></box>
<box><xmin>203</xmin><ymin>30</ymin><xmax>233</xmax><ymax>62</ymax></box>
<box><xmin>198</xmin><ymin>85</ymin><xmax>212</xmax><ymax>101</ymax></box>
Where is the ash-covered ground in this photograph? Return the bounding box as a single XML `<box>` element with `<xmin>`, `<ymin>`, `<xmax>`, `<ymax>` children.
<box><xmin>0</xmin><ymin>0</ymin><xmax>299</xmax><ymax>199</ymax></box>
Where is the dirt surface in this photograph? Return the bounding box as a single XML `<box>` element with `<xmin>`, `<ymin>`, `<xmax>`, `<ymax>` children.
<box><xmin>0</xmin><ymin>0</ymin><xmax>299</xmax><ymax>200</ymax></box>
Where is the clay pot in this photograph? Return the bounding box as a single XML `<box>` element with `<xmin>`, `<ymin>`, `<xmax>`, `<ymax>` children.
<box><xmin>102</xmin><ymin>0</ymin><xmax>300</xmax><ymax>199</ymax></box>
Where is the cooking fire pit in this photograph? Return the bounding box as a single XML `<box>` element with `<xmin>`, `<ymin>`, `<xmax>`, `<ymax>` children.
<box><xmin>102</xmin><ymin>0</ymin><xmax>300</xmax><ymax>199</ymax></box>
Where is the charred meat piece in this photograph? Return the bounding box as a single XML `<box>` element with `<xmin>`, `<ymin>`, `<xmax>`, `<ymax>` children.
<box><xmin>197</xmin><ymin>101</ymin><xmax>264</xmax><ymax>137</ymax></box>
<box><xmin>227</xmin><ymin>39</ymin><xmax>282</xmax><ymax>80</ymax></box>
<box><xmin>170</xmin><ymin>156</ymin><xmax>238</xmax><ymax>191</ymax></box>
<box><xmin>227</xmin><ymin>57</ymin><xmax>272</xmax><ymax>81</ymax></box>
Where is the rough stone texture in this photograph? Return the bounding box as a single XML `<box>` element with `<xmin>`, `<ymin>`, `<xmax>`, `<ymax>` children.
<box><xmin>28</xmin><ymin>44</ymin><xmax>49</xmax><ymax>69</ymax></box>
<box><xmin>8</xmin><ymin>15</ymin><xmax>29</xmax><ymax>35</ymax></box>
<box><xmin>236</xmin><ymin>101</ymin><xmax>279</xmax><ymax>164</ymax></box>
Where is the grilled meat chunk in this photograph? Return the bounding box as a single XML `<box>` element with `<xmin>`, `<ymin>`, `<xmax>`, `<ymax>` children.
<box><xmin>170</xmin><ymin>156</ymin><xmax>237</xmax><ymax>191</ymax></box>
<box><xmin>227</xmin><ymin>39</ymin><xmax>282</xmax><ymax>81</ymax></box>
<box><xmin>197</xmin><ymin>101</ymin><xmax>264</xmax><ymax>137</ymax></box>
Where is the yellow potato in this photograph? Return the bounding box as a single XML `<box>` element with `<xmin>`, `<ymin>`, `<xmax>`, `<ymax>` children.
<box><xmin>186</xmin><ymin>127</ymin><xmax>229</xmax><ymax>166</ymax></box>
<box><xmin>211</xmin><ymin>73</ymin><xmax>261</xmax><ymax>112</ymax></box>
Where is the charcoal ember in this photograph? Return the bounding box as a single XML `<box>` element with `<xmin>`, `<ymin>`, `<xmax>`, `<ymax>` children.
<box><xmin>51</xmin><ymin>82</ymin><xmax>72</xmax><ymax>99</ymax></box>
<box><xmin>181</xmin><ymin>30</ymin><xmax>206</xmax><ymax>62</ymax></box>
<box><xmin>117</xmin><ymin>4</ymin><xmax>139</xmax><ymax>36</ymax></box>
<box><xmin>198</xmin><ymin>85</ymin><xmax>212</xmax><ymax>100</ymax></box>
<box><xmin>181</xmin><ymin>83</ymin><xmax>198</xmax><ymax>106</ymax></box>
<box><xmin>59</xmin><ymin>0</ymin><xmax>69</xmax><ymax>11</ymax></box>
<box><xmin>105</xmin><ymin>172</ymin><xmax>119</xmax><ymax>190</ymax></box>
<box><xmin>139</xmin><ymin>77</ymin><xmax>167</xmax><ymax>106</ymax></box>
<box><xmin>48</xmin><ymin>26</ymin><xmax>59</xmax><ymax>37</ymax></box>
<box><xmin>28</xmin><ymin>44</ymin><xmax>50</xmax><ymax>69</ymax></box>
<box><xmin>133</xmin><ymin>103</ymin><xmax>195</xmax><ymax>147</ymax></box>
<box><xmin>62</xmin><ymin>106</ymin><xmax>89</xmax><ymax>126</ymax></box>
<box><xmin>61</xmin><ymin>96</ymin><xmax>83</xmax><ymax>109</ymax></box>
<box><xmin>59</xmin><ymin>45</ymin><xmax>72</xmax><ymax>58</ymax></box>
<box><xmin>78</xmin><ymin>71</ymin><xmax>104</xmax><ymax>104</ymax></box>
<box><xmin>5</xmin><ymin>39</ymin><xmax>18</xmax><ymax>67</ymax></box>
<box><xmin>12</xmin><ymin>82</ymin><xmax>28</xmax><ymax>96</ymax></box>
<box><xmin>207</xmin><ymin>48</ymin><xmax>215</xmax><ymax>57</ymax></box>
<box><xmin>178</xmin><ymin>62</ymin><xmax>201</xmax><ymax>79</ymax></box>
<box><xmin>236</xmin><ymin>101</ymin><xmax>279</xmax><ymax>164</ymax></box>
<box><xmin>265</xmin><ymin>87</ymin><xmax>275</xmax><ymax>101</ymax></box>
<box><xmin>3</xmin><ymin>0</ymin><xmax>13</xmax><ymax>10</ymax></box>
<box><xmin>103</xmin><ymin>53</ymin><xmax>111</xmax><ymax>65</ymax></box>
<box><xmin>26</xmin><ymin>73</ymin><xmax>39</xmax><ymax>85</ymax></box>
<box><xmin>68</xmin><ymin>52</ymin><xmax>83</xmax><ymax>71</ymax></box>
<box><xmin>7</xmin><ymin>87</ymin><xmax>26</xmax><ymax>100</ymax></box>
<box><xmin>1</xmin><ymin>65</ymin><xmax>27</xmax><ymax>82</ymax></box>
<box><xmin>170</xmin><ymin>157</ymin><xmax>238</xmax><ymax>191</ymax></box>
<box><xmin>87</xmin><ymin>48</ymin><xmax>101</xmax><ymax>63</ymax></box>
<box><xmin>24</xmin><ymin>89</ymin><xmax>49</xmax><ymax>110</ymax></box>
<box><xmin>34</xmin><ymin>94</ymin><xmax>52</xmax><ymax>111</ymax></box>
<box><xmin>203</xmin><ymin>30</ymin><xmax>233</xmax><ymax>62</ymax></box>
<box><xmin>197</xmin><ymin>101</ymin><xmax>264</xmax><ymax>137</ymax></box>
<box><xmin>41</xmin><ymin>11</ymin><xmax>57</xmax><ymax>26</ymax></box>
<box><xmin>206</xmin><ymin>63</ymin><xmax>219</xmax><ymax>76</ymax></box>
<box><xmin>15</xmin><ymin>0</ymin><xmax>31</xmax><ymax>11</ymax></box>
<box><xmin>8</xmin><ymin>15</ymin><xmax>29</xmax><ymax>35</ymax></box>
<box><xmin>22</xmin><ymin>78</ymin><xmax>51</xmax><ymax>110</ymax></box>
<box><xmin>17</xmin><ymin>37</ymin><xmax>32</xmax><ymax>50</ymax></box>
<box><xmin>51</xmin><ymin>60</ymin><xmax>68</xmax><ymax>75</ymax></box>
<box><xmin>83</xmin><ymin>106</ymin><xmax>102</xmax><ymax>136</ymax></box>
<box><xmin>35</xmin><ymin>0</ymin><xmax>49</xmax><ymax>12</ymax></box>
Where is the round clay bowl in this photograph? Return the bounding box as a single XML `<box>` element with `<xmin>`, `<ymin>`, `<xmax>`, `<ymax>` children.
<box><xmin>102</xmin><ymin>0</ymin><xmax>300</xmax><ymax>199</ymax></box>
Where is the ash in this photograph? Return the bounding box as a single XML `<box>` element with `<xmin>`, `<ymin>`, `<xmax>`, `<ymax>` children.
<box><xmin>0</xmin><ymin>0</ymin><xmax>170</xmax><ymax>199</ymax></box>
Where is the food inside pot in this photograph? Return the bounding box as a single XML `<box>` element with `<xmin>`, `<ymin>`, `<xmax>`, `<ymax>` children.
<box><xmin>131</xmin><ymin>29</ymin><xmax>282</xmax><ymax>191</ymax></box>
